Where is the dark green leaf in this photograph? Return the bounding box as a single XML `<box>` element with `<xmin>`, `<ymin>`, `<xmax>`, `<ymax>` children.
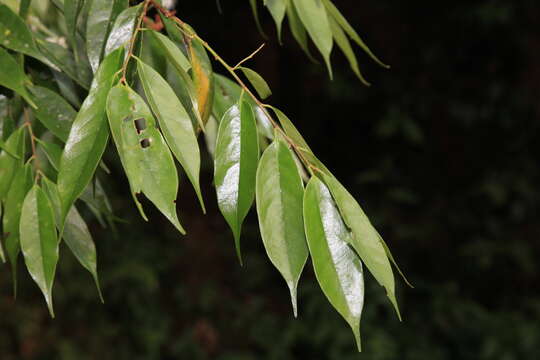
<box><xmin>86</xmin><ymin>0</ymin><xmax>126</xmax><ymax>72</ymax></box>
<box><xmin>20</xmin><ymin>185</ymin><xmax>59</xmax><ymax>317</ymax></box>
<box><xmin>29</xmin><ymin>86</ymin><xmax>77</xmax><ymax>142</ymax></box>
<box><xmin>323</xmin><ymin>174</ymin><xmax>400</xmax><ymax>318</ymax></box>
<box><xmin>0</xmin><ymin>127</ymin><xmax>25</xmax><ymax>202</ymax></box>
<box><xmin>106</xmin><ymin>84</ymin><xmax>185</xmax><ymax>234</ymax></box>
<box><xmin>214</xmin><ymin>100</ymin><xmax>259</xmax><ymax>263</ymax></box>
<box><xmin>0</xmin><ymin>47</ymin><xmax>36</xmax><ymax>107</ymax></box>
<box><xmin>57</xmin><ymin>48</ymin><xmax>124</xmax><ymax>225</ymax></box>
<box><xmin>137</xmin><ymin>59</ymin><xmax>205</xmax><ymax>212</ymax></box>
<box><xmin>292</xmin><ymin>0</ymin><xmax>333</xmax><ymax>77</ymax></box>
<box><xmin>36</xmin><ymin>139</ymin><xmax>63</xmax><ymax>171</ymax></box>
<box><xmin>147</xmin><ymin>30</ymin><xmax>191</xmax><ymax>73</ymax></box>
<box><xmin>239</xmin><ymin>67</ymin><xmax>272</xmax><ymax>100</ymax></box>
<box><xmin>256</xmin><ymin>139</ymin><xmax>308</xmax><ymax>316</ymax></box>
<box><xmin>104</xmin><ymin>4</ymin><xmax>141</xmax><ymax>57</ymax></box>
<box><xmin>0</xmin><ymin>4</ymin><xmax>44</xmax><ymax>62</ymax></box>
<box><xmin>64</xmin><ymin>0</ymin><xmax>85</xmax><ymax>58</ymax></box>
<box><xmin>303</xmin><ymin>176</ymin><xmax>363</xmax><ymax>351</ymax></box>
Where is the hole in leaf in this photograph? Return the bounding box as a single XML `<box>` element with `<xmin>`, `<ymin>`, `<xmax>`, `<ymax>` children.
<box><xmin>140</xmin><ymin>138</ymin><xmax>151</xmax><ymax>148</ymax></box>
<box><xmin>134</xmin><ymin>118</ymin><xmax>147</xmax><ymax>134</ymax></box>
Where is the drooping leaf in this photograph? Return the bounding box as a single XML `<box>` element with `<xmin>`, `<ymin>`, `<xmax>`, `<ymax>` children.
<box><xmin>249</xmin><ymin>0</ymin><xmax>267</xmax><ymax>37</ymax></box>
<box><xmin>79</xmin><ymin>178</ymin><xmax>113</xmax><ymax>228</ymax></box>
<box><xmin>137</xmin><ymin>59</ymin><xmax>205</xmax><ymax>213</ymax></box>
<box><xmin>328</xmin><ymin>14</ymin><xmax>370</xmax><ymax>86</ymax></box>
<box><xmin>239</xmin><ymin>67</ymin><xmax>272</xmax><ymax>100</ymax></box>
<box><xmin>147</xmin><ymin>30</ymin><xmax>191</xmax><ymax>73</ymax></box>
<box><xmin>104</xmin><ymin>4</ymin><xmax>141</xmax><ymax>57</ymax></box>
<box><xmin>264</xmin><ymin>0</ymin><xmax>287</xmax><ymax>41</ymax></box>
<box><xmin>0</xmin><ymin>47</ymin><xmax>36</xmax><ymax>108</ymax></box>
<box><xmin>286</xmin><ymin>0</ymin><xmax>314</xmax><ymax>60</ymax></box>
<box><xmin>3</xmin><ymin>163</ymin><xmax>33</xmax><ymax>289</ymax></box>
<box><xmin>214</xmin><ymin>100</ymin><xmax>259</xmax><ymax>263</ymax></box>
<box><xmin>41</xmin><ymin>178</ymin><xmax>103</xmax><ymax>301</ymax></box>
<box><xmin>256</xmin><ymin>139</ymin><xmax>308</xmax><ymax>316</ymax></box>
<box><xmin>64</xmin><ymin>0</ymin><xmax>85</xmax><ymax>60</ymax></box>
<box><xmin>29</xmin><ymin>86</ymin><xmax>77</xmax><ymax>142</ymax></box>
<box><xmin>323</xmin><ymin>174</ymin><xmax>400</xmax><ymax>318</ymax></box>
<box><xmin>0</xmin><ymin>127</ymin><xmax>25</xmax><ymax>202</ymax></box>
<box><xmin>106</xmin><ymin>84</ymin><xmax>185</xmax><ymax>234</ymax></box>
<box><xmin>19</xmin><ymin>185</ymin><xmax>59</xmax><ymax>317</ymax></box>
<box><xmin>303</xmin><ymin>176</ymin><xmax>364</xmax><ymax>351</ymax></box>
<box><xmin>86</xmin><ymin>0</ymin><xmax>126</xmax><ymax>72</ymax></box>
<box><xmin>321</xmin><ymin>0</ymin><xmax>389</xmax><ymax>68</ymax></box>
<box><xmin>291</xmin><ymin>0</ymin><xmax>333</xmax><ymax>77</ymax></box>
<box><xmin>57</xmin><ymin>48</ymin><xmax>124</xmax><ymax>225</ymax></box>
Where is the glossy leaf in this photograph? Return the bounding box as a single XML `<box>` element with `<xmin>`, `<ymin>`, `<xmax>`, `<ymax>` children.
<box><xmin>0</xmin><ymin>127</ymin><xmax>25</xmax><ymax>202</ymax></box>
<box><xmin>42</xmin><ymin>178</ymin><xmax>103</xmax><ymax>301</ymax></box>
<box><xmin>104</xmin><ymin>4</ymin><xmax>141</xmax><ymax>57</ymax></box>
<box><xmin>329</xmin><ymin>15</ymin><xmax>370</xmax><ymax>86</ymax></box>
<box><xmin>3</xmin><ymin>163</ymin><xmax>33</xmax><ymax>288</ymax></box>
<box><xmin>19</xmin><ymin>185</ymin><xmax>59</xmax><ymax>317</ymax></box>
<box><xmin>239</xmin><ymin>67</ymin><xmax>272</xmax><ymax>100</ymax></box>
<box><xmin>214</xmin><ymin>100</ymin><xmax>259</xmax><ymax>263</ymax></box>
<box><xmin>106</xmin><ymin>84</ymin><xmax>185</xmax><ymax>234</ymax></box>
<box><xmin>147</xmin><ymin>30</ymin><xmax>191</xmax><ymax>73</ymax></box>
<box><xmin>57</xmin><ymin>48</ymin><xmax>124</xmax><ymax>225</ymax></box>
<box><xmin>265</xmin><ymin>0</ymin><xmax>287</xmax><ymax>41</ymax></box>
<box><xmin>86</xmin><ymin>0</ymin><xmax>126</xmax><ymax>72</ymax></box>
<box><xmin>322</xmin><ymin>0</ymin><xmax>389</xmax><ymax>68</ymax></box>
<box><xmin>0</xmin><ymin>47</ymin><xmax>35</xmax><ymax>108</ymax></box>
<box><xmin>0</xmin><ymin>4</ymin><xmax>44</xmax><ymax>62</ymax></box>
<box><xmin>256</xmin><ymin>140</ymin><xmax>308</xmax><ymax>316</ymax></box>
<box><xmin>323</xmin><ymin>174</ymin><xmax>400</xmax><ymax>318</ymax></box>
<box><xmin>303</xmin><ymin>176</ymin><xmax>364</xmax><ymax>351</ymax></box>
<box><xmin>37</xmin><ymin>140</ymin><xmax>63</xmax><ymax>171</ymax></box>
<box><xmin>29</xmin><ymin>86</ymin><xmax>77</xmax><ymax>142</ymax></box>
<box><xmin>292</xmin><ymin>0</ymin><xmax>333</xmax><ymax>77</ymax></box>
<box><xmin>137</xmin><ymin>59</ymin><xmax>205</xmax><ymax>213</ymax></box>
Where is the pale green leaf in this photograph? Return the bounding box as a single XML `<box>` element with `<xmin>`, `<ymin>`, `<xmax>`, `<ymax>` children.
<box><xmin>256</xmin><ymin>139</ymin><xmax>307</xmax><ymax>316</ymax></box>
<box><xmin>106</xmin><ymin>84</ymin><xmax>185</xmax><ymax>234</ymax></box>
<box><xmin>214</xmin><ymin>100</ymin><xmax>259</xmax><ymax>264</ymax></box>
<box><xmin>20</xmin><ymin>185</ymin><xmax>59</xmax><ymax>317</ymax></box>
<box><xmin>286</xmin><ymin>0</ymin><xmax>314</xmax><ymax>60</ymax></box>
<box><xmin>57</xmin><ymin>48</ymin><xmax>124</xmax><ymax>225</ymax></box>
<box><xmin>265</xmin><ymin>0</ymin><xmax>287</xmax><ymax>41</ymax></box>
<box><xmin>137</xmin><ymin>59</ymin><xmax>205</xmax><ymax>213</ymax></box>
<box><xmin>239</xmin><ymin>66</ymin><xmax>272</xmax><ymax>100</ymax></box>
<box><xmin>303</xmin><ymin>176</ymin><xmax>364</xmax><ymax>351</ymax></box>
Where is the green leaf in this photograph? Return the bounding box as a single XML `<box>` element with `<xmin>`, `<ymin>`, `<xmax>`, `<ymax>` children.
<box><xmin>41</xmin><ymin>178</ymin><xmax>104</xmax><ymax>301</ymax></box>
<box><xmin>256</xmin><ymin>139</ymin><xmax>308</xmax><ymax>316</ymax></box>
<box><xmin>106</xmin><ymin>84</ymin><xmax>185</xmax><ymax>234</ymax></box>
<box><xmin>29</xmin><ymin>86</ymin><xmax>77</xmax><ymax>142</ymax></box>
<box><xmin>79</xmin><ymin>178</ymin><xmax>113</xmax><ymax>228</ymax></box>
<box><xmin>265</xmin><ymin>0</ymin><xmax>287</xmax><ymax>41</ymax></box>
<box><xmin>322</xmin><ymin>174</ymin><xmax>400</xmax><ymax>319</ymax></box>
<box><xmin>249</xmin><ymin>0</ymin><xmax>267</xmax><ymax>38</ymax></box>
<box><xmin>137</xmin><ymin>59</ymin><xmax>205</xmax><ymax>213</ymax></box>
<box><xmin>64</xmin><ymin>0</ymin><xmax>85</xmax><ymax>58</ymax></box>
<box><xmin>3</xmin><ymin>163</ymin><xmax>33</xmax><ymax>289</ymax></box>
<box><xmin>86</xmin><ymin>0</ymin><xmax>127</xmax><ymax>72</ymax></box>
<box><xmin>0</xmin><ymin>138</ymin><xmax>20</xmax><ymax>159</ymax></box>
<box><xmin>0</xmin><ymin>4</ymin><xmax>43</xmax><ymax>61</ymax></box>
<box><xmin>214</xmin><ymin>100</ymin><xmax>259</xmax><ymax>264</ymax></box>
<box><xmin>303</xmin><ymin>176</ymin><xmax>364</xmax><ymax>351</ymax></box>
<box><xmin>36</xmin><ymin>139</ymin><xmax>63</xmax><ymax>171</ymax></box>
<box><xmin>0</xmin><ymin>47</ymin><xmax>36</xmax><ymax>108</ymax></box>
<box><xmin>104</xmin><ymin>4</ymin><xmax>141</xmax><ymax>57</ymax></box>
<box><xmin>328</xmin><ymin>15</ymin><xmax>370</xmax><ymax>86</ymax></box>
<box><xmin>147</xmin><ymin>30</ymin><xmax>191</xmax><ymax>73</ymax></box>
<box><xmin>239</xmin><ymin>67</ymin><xmax>272</xmax><ymax>100</ymax></box>
<box><xmin>20</xmin><ymin>185</ymin><xmax>59</xmax><ymax>317</ymax></box>
<box><xmin>291</xmin><ymin>0</ymin><xmax>333</xmax><ymax>77</ymax></box>
<box><xmin>286</xmin><ymin>0</ymin><xmax>314</xmax><ymax>60</ymax></box>
<box><xmin>0</xmin><ymin>127</ymin><xmax>25</xmax><ymax>202</ymax></box>
<box><xmin>321</xmin><ymin>0</ymin><xmax>389</xmax><ymax>68</ymax></box>
<box><xmin>57</xmin><ymin>48</ymin><xmax>124</xmax><ymax>225</ymax></box>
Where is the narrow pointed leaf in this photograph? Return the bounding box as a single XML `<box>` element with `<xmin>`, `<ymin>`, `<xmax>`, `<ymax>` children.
<box><xmin>104</xmin><ymin>4</ymin><xmax>141</xmax><ymax>57</ymax></box>
<box><xmin>64</xmin><ymin>0</ymin><xmax>84</xmax><ymax>58</ymax></box>
<box><xmin>36</xmin><ymin>140</ymin><xmax>63</xmax><ymax>171</ymax></box>
<box><xmin>0</xmin><ymin>127</ymin><xmax>25</xmax><ymax>202</ymax></box>
<box><xmin>57</xmin><ymin>48</ymin><xmax>124</xmax><ymax>225</ymax></box>
<box><xmin>323</xmin><ymin>174</ymin><xmax>400</xmax><ymax>318</ymax></box>
<box><xmin>239</xmin><ymin>67</ymin><xmax>272</xmax><ymax>100</ymax></box>
<box><xmin>86</xmin><ymin>0</ymin><xmax>126</xmax><ymax>72</ymax></box>
<box><xmin>214</xmin><ymin>101</ymin><xmax>259</xmax><ymax>263</ymax></box>
<box><xmin>29</xmin><ymin>86</ymin><xmax>77</xmax><ymax>142</ymax></box>
<box><xmin>303</xmin><ymin>177</ymin><xmax>364</xmax><ymax>351</ymax></box>
<box><xmin>137</xmin><ymin>59</ymin><xmax>205</xmax><ymax>213</ymax></box>
<box><xmin>0</xmin><ymin>48</ymin><xmax>36</xmax><ymax>107</ymax></box>
<box><xmin>286</xmin><ymin>0</ymin><xmax>314</xmax><ymax>60</ymax></box>
<box><xmin>292</xmin><ymin>0</ymin><xmax>333</xmax><ymax>77</ymax></box>
<box><xmin>256</xmin><ymin>140</ymin><xmax>308</xmax><ymax>316</ymax></box>
<box><xmin>147</xmin><ymin>30</ymin><xmax>191</xmax><ymax>73</ymax></box>
<box><xmin>106</xmin><ymin>84</ymin><xmax>185</xmax><ymax>234</ymax></box>
<box><xmin>249</xmin><ymin>0</ymin><xmax>267</xmax><ymax>37</ymax></box>
<box><xmin>20</xmin><ymin>185</ymin><xmax>59</xmax><ymax>317</ymax></box>
<box><xmin>265</xmin><ymin>0</ymin><xmax>287</xmax><ymax>41</ymax></box>
<box><xmin>0</xmin><ymin>4</ymin><xmax>45</xmax><ymax>62</ymax></box>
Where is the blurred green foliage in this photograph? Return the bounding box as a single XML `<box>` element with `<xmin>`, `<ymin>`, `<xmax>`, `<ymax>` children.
<box><xmin>1</xmin><ymin>0</ymin><xmax>539</xmax><ymax>358</ymax></box>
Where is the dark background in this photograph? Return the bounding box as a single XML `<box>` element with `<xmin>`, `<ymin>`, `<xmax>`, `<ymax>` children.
<box><xmin>2</xmin><ymin>0</ymin><xmax>540</xmax><ymax>359</ymax></box>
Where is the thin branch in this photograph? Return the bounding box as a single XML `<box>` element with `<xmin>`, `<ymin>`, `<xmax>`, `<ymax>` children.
<box><xmin>120</xmin><ymin>0</ymin><xmax>151</xmax><ymax>84</ymax></box>
<box><xmin>232</xmin><ymin>43</ymin><xmax>265</xmax><ymax>70</ymax></box>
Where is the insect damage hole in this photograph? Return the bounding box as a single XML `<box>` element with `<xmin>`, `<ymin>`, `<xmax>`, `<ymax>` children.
<box><xmin>140</xmin><ymin>138</ymin><xmax>151</xmax><ymax>148</ymax></box>
<box><xmin>134</xmin><ymin>118</ymin><xmax>147</xmax><ymax>134</ymax></box>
